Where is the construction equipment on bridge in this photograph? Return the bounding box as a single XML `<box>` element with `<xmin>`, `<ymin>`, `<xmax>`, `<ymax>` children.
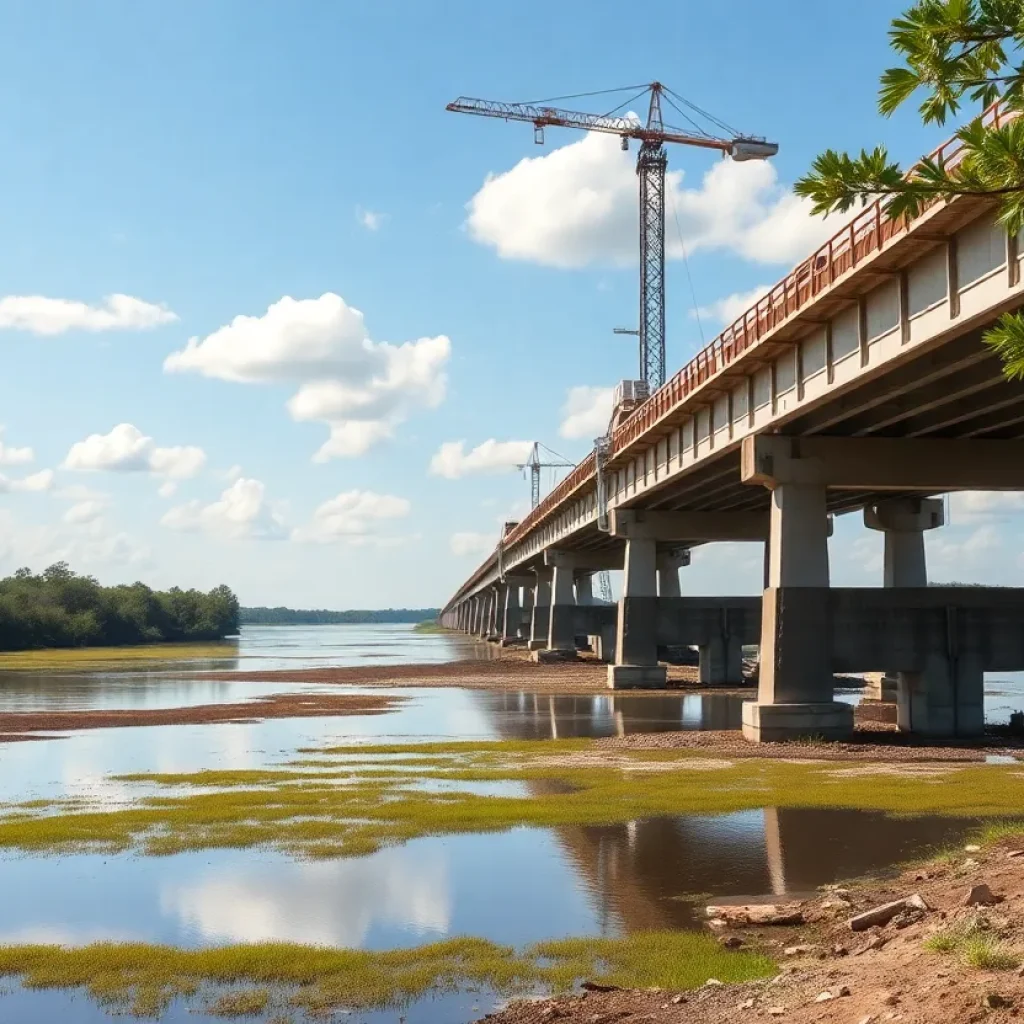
<box><xmin>447</xmin><ymin>83</ymin><xmax>778</xmax><ymax>392</ymax></box>
<box><xmin>518</xmin><ymin>442</ymin><xmax>574</xmax><ymax>509</ymax></box>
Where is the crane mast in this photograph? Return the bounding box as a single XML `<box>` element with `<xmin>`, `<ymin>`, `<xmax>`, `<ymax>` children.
<box><xmin>447</xmin><ymin>82</ymin><xmax>777</xmax><ymax>394</ymax></box>
<box><xmin>638</xmin><ymin>86</ymin><xmax>668</xmax><ymax>387</ymax></box>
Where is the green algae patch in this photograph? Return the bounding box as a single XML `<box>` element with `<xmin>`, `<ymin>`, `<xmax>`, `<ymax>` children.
<box><xmin>3</xmin><ymin>739</ymin><xmax>1024</xmax><ymax>859</ymax></box>
<box><xmin>0</xmin><ymin>642</ymin><xmax>238</xmax><ymax>672</ymax></box>
<box><xmin>0</xmin><ymin>932</ymin><xmax>774</xmax><ymax>1017</ymax></box>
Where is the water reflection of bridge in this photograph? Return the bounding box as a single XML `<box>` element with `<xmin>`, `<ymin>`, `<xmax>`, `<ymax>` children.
<box><xmin>479</xmin><ymin>691</ymin><xmax>743</xmax><ymax>740</ymax></box>
<box><xmin>479</xmin><ymin>691</ymin><xmax>977</xmax><ymax>933</ymax></box>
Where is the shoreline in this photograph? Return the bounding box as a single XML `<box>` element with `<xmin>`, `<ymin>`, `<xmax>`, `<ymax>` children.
<box><xmin>480</xmin><ymin>833</ymin><xmax>1024</xmax><ymax>1024</ymax></box>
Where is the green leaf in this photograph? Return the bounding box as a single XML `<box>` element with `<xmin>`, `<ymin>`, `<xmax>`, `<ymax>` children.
<box><xmin>984</xmin><ymin>311</ymin><xmax>1024</xmax><ymax>380</ymax></box>
<box><xmin>879</xmin><ymin>66</ymin><xmax>923</xmax><ymax>114</ymax></box>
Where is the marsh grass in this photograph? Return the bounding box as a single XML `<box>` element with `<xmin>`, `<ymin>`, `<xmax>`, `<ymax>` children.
<box><xmin>0</xmin><ymin>933</ymin><xmax>773</xmax><ymax>1017</ymax></box>
<box><xmin>208</xmin><ymin>987</ymin><xmax>271</xmax><ymax>1017</ymax></box>
<box><xmin>923</xmin><ymin>917</ymin><xmax>1020</xmax><ymax>970</ymax></box>
<box><xmin>0</xmin><ymin>642</ymin><xmax>238</xmax><ymax>672</ymax></box>
<box><xmin>3</xmin><ymin>738</ymin><xmax>1024</xmax><ymax>859</ymax></box>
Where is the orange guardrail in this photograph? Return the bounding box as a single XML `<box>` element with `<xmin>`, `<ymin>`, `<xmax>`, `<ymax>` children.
<box><xmin>455</xmin><ymin>99</ymin><xmax>1009</xmax><ymax>598</ymax></box>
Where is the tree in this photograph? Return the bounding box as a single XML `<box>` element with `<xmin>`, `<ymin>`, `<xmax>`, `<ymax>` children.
<box><xmin>794</xmin><ymin>0</ymin><xmax>1024</xmax><ymax>377</ymax></box>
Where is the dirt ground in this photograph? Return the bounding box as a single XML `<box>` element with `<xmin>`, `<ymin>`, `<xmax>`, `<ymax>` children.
<box><xmin>482</xmin><ymin>839</ymin><xmax>1024</xmax><ymax>1024</ymax></box>
<box><xmin>598</xmin><ymin>728</ymin><xmax>1024</xmax><ymax>762</ymax></box>
<box><xmin>0</xmin><ymin>691</ymin><xmax>399</xmax><ymax>739</ymax></box>
<box><xmin>200</xmin><ymin>653</ymin><xmax>708</xmax><ymax>693</ymax></box>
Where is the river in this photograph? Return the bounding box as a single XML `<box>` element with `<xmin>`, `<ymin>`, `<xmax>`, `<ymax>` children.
<box><xmin>0</xmin><ymin>623</ymin><xmax>1019</xmax><ymax>1023</ymax></box>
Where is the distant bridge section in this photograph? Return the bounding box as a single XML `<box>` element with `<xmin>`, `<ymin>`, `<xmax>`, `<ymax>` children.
<box><xmin>442</xmin><ymin>101</ymin><xmax>1024</xmax><ymax>742</ymax></box>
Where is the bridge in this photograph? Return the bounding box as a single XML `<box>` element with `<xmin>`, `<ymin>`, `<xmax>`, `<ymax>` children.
<box><xmin>440</xmin><ymin>101</ymin><xmax>1024</xmax><ymax>743</ymax></box>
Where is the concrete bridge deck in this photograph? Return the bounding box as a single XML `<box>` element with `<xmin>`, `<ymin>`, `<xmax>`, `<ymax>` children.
<box><xmin>441</xmin><ymin>101</ymin><xmax>1024</xmax><ymax>742</ymax></box>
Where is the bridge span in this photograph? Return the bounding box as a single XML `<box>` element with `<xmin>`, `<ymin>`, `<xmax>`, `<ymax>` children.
<box><xmin>440</xmin><ymin>102</ymin><xmax>1024</xmax><ymax>743</ymax></box>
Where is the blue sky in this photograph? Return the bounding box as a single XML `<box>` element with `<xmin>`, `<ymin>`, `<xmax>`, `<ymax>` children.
<box><xmin>0</xmin><ymin>0</ymin><xmax>1015</xmax><ymax>608</ymax></box>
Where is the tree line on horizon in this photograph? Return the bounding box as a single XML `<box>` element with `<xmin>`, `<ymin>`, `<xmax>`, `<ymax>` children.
<box><xmin>0</xmin><ymin>563</ymin><xmax>240</xmax><ymax>651</ymax></box>
<box><xmin>240</xmin><ymin>606</ymin><xmax>440</xmax><ymax>625</ymax></box>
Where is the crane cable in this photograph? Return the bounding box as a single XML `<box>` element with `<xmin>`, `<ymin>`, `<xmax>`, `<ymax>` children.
<box><xmin>667</xmin><ymin>188</ymin><xmax>705</xmax><ymax>346</ymax></box>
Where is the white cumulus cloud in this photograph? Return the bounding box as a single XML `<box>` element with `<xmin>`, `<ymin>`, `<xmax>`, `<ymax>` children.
<box><xmin>559</xmin><ymin>386</ymin><xmax>615</xmax><ymax>440</ymax></box>
<box><xmin>161</xmin><ymin>478</ymin><xmax>285</xmax><ymax>540</ymax></box>
<box><xmin>693</xmin><ymin>283</ymin><xmax>773</xmax><ymax>325</ymax></box>
<box><xmin>450</xmin><ymin>531</ymin><xmax>495</xmax><ymax>557</ymax></box>
<box><xmin>0</xmin><ymin>469</ymin><xmax>54</xmax><ymax>493</ymax></box>
<box><xmin>63</xmin><ymin>499</ymin><xmax>106</xmax><ymax>525</ymax></box>
<box><xmin>63</xmin><ymin>424</ymin><xmax>206</xmax><ymax>479</ymax></box>
<box><xmin>292</xmin><ymin>490</ymin><xmax>411</xmax><ymax>545</ymax></box>
<box><xmin>164</xmin><ymin>293</ymin><xmax>450</xmax><ymax>461</ymax></box>
<box><xmin>0</xmin><ymin>294</ymin><xmax>177</xmax><ymax>335</ymax></box>
<box><xmin>0</xmin><ymin>427</ymin><xmax>34</xmax><ymax>466</ymax></box>
<box><xmin>429</xmin><ymin>439</ymin><xmax>533</xmax><ymax>479</ymax></box>
<box><xmin>949</xmin><ymin>492</ymin><xmax>1024</xmax><ymax>520</ymax></box>
<box><xmin>466</xmin><ymin>130</ymin><xmax>832</xmax><ymax>269</ymax></box>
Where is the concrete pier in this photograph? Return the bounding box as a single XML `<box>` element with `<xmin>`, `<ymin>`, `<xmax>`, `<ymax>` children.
<box><xmin>608</xmin><ymin>536</ymin><xmax>666</xmax><ymax>689</ymax></box>
<box><xmin>540</xmin><ymin>552</ymin><xmax>578</xmax><ymax>659</ymax></box>
<box><xmin>743</xmin><ymin>479</ymin><xmax>854</xmax><ymax>742</ymax></box>
<box><xmin>864</xmin><ymin>497</ymin><xmax>944</xmax><ymax>703</ymax></box>
<box><xmin>528</xmin><ymin>570</ymin><xmax>552</xmax><ymax>651</ymax></box>
<box><xmin>500</xmin><ymin>582</ymin><xmax>523</xmax><ymax>646</ymax></box>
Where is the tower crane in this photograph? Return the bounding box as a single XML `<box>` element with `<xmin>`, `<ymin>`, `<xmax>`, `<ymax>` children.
<box><xmin>518</xmin><ymin>442</ymin><xmax>573</xmax><ymax>509</ymax></box>
<box><xmin>447</xmin><ymin>83</ymin><xmax>778</xmax><ymax>391</ymax></box>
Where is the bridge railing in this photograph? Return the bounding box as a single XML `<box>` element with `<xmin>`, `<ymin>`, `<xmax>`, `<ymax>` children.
<box><xmin>455</xmin><ymin>100</ymin><xmax>1010</xmax><ymax>599</ymax></box>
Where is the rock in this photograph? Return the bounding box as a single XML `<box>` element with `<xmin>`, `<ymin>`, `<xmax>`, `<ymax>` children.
<box><xmin>705</xmin><ymin>902</ymin><xmax>804</xmax><ymax>926</ymax></box>
<box><xmin>703</xmin><ymin>978</ymin><xmax>723</xmax><ymax>987</ymax></box>
<box><xmin>838</xmin><ymin>986</ymin><xmax>851</xmax><ymax>997</ymax></box>
<box><xmin>815</xmin><ymin>991</ymin><xmax>835</xmax><ymax>1003</ymax></box>
<box><xmin>707</xmin><ymin>918</ymin><xmax>728</xmax><ymax>931</ymax></box>
<box><xmin>965</xmin><ymin>844</ymin><xmax>982</xmax><ymax>853</ymax></box>
<box><xmin>738</xmin><ymin>998</ymin><xmax>755</xmax><ymax>1009</ymax></box>
<box><xmin>881</xmin><ymin>991</ymin><xmax>901</xmax><ymax>1007</ymax></box>
<box><xmin>1006</xmin><ymin>849</ymin><xmax>1024</xmax><ymax>859</ymax></box>
<box><xmin>581</xmin><ymin>982</ymin><xmax>620</xmax><ymax>993</ymax></box>
<box><xmin>766</xmin><ymin>1009</ymin><xmax>785</xmax><ymax>1017</ymax></box>
<box><xmin>848</xmin><ymin>895</ymin><xmax>928</xmax><ymax>932</ymax></box>
<box><xmin>982</xmin><ymin>993</ymin><xmax>1012</xmax><ymax>1009</ymax></box>
<box><xmin>858</xmin><ymin>1017</ymin><xmax>877</xmax><ymax>1024</ymax></box>
<box><xmin>964</xmin><ymin>857</ymin><xmax>979</xmax><ymax>868</ymax></box>
<box><xmin>784</xmin><ymin>944</ymin><xmax>816</xmax><ymax>956</ymax></box>
<box><xmin>907</xmin><ymin>894</ymin><xmax>931</xmax><ymax>911</ymax></box>
<box><xmin>965</xmin><ymin>883</ymin><xmax>1003</xmax><ymax>907</ymax></box>
<box><xmin>670</xmin><ymin>995</ymin><xmax>686</xmax><ymax>1006</ymax></box>
<box><xmin>833</xmin><ymin>944</ymin><xmax>849</xmax><ymax>957</ymax></box>
<box><xmin>720</xmin><ymin>936</ymin><xmax>744</xmax><ymax>949</ymax></box>
<box><xmin>541</xmin><ymin>1008</ymin><xmax>563</xmax><ymax>1020</ymax></box>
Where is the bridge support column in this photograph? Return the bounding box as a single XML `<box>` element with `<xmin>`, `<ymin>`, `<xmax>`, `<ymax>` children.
<box><xmin>500</xmin><ymin>583</ymin><xmax>523</xmax><ymax>646</ymax></box>
<box><xmin>476</xmin><ymin>596</ymin><xmax>487</xmax><ymax>636</ymax></box>
<box><xmin>538</xmin><ymin>556</ymin><xmax>578</xmax><ymax>659</ymax></box>
<box><xmin>575</xmin><ymin>573</ymin><xmax>594</xmax><ymax>605</ymax></box>
<box><xmin>528</xmin><ymin>570</ymin><xmax>552</xmax><ymax>651</ymax></box>
<box><xmin>520</xmin><ymin>580</ymin><xmax>535</xmax><ymax>639</ymax></box>
<box><xmin>699</xmin><ymin>632</ymin><xmax>745</xmax><ymax>686</ymax></box>
<box><xmin>864</xmin><ymin>498</ymin><xmax>944</xmax><ymax>705</ymax></box>
<box><xmin>478</xmin><ymin>591</ymin><xmax>494</xmax><ymax>639</ymax></box>
<box><xmin>608</xmin><ymin>537</ymin><xmax>667</xmax><ymax>689</ymax></box>
<box><xmin>490</xmin><ymin>585</ymin><xmax>506</xmax><ymax>641</ymax></box>
<box><xmin>657</xmin><ymin>551</ymin><xmax>685</xmax><ymax>598</ymax></box>
<box><xmin>742</xmin><ymin>482</ymin><xmax>853</xmax><ymax>742</ymax></box>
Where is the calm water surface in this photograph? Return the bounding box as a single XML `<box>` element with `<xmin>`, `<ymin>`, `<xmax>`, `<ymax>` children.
<box><xmin>0</xmin><ymin>623</ymin><xmax>1014</xmax><ymax>1023</ymax></box>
